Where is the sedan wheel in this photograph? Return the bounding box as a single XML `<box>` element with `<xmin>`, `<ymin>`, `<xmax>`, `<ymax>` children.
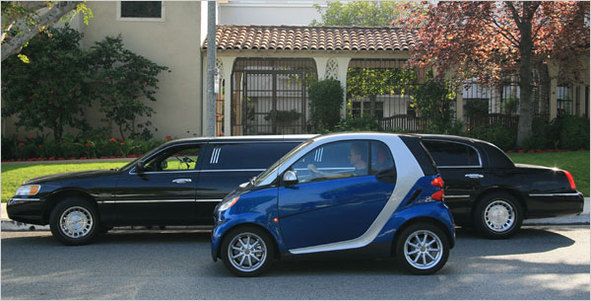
<box><xmin>396</xmin><ymin>222</ymin><xmax>449</xmax><ymax>275</ymax></box>
<box><xmin>221</xmin><ymin>226</ymin><xmax>274</xmax><ymax>277</ymax></box>
<box><xmin>49</xmin><ymin>198</ymin><xmax>99</xmax><ymax>245</ymax></box>
<box><xmin>474</xmin><ymin>193</ymin><xmax>523</xmax><ymax>239</ymax></box>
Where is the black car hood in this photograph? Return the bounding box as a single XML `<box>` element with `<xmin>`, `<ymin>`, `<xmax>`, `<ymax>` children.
<box><xmin>24</xmin><ymin>169</ymin><xmax>119</xmax><ymax>184</ymax></box>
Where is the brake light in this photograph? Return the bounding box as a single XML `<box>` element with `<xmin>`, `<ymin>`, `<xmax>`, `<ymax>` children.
<box><xmin>563</xmin><ymin>170</ymin><xmax>576</xmax><ymax>190</ymax></box>
<box><xmin>431</xmin><ymin>177</ymin><xmax>444</xmax><ymax>188</ymax></box>
<box><xmin>430</xmin><ymin>176</ymin><xmax>444</xmax><ymax>201</ymax></box>
<box><xmin>431</xmin><ymin>190</ymin><xmax>444</xmax><ymax>201</ymax></box>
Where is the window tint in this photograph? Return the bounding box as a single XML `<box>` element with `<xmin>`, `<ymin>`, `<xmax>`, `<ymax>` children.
<box><xmin>370</xmin><ymin>141</ymin><xmax>395</xmax><ymax>174</ymax></box>
<box><xmin>143</xmin><ymin>145</ymin><xmax>201</xmax><ymax>172</ymax></box>
<box><xmin>205</xmin><ymin>142</ymin><xmax>299</xmax><ymax>170</ymax></box>
<box><xmin>121</xmin><ymin>1</ymin><xmax>162</xmax><ymax>18</ymax></box>
<box><xmin>422</xmin><ymin>140</ymin><xmax>480</xmax><ymax>167</ymax></box>
<box><xmin>290</xmin><ymin>141</ymin><xmax>370</xmax><ymax>184</ymax></box>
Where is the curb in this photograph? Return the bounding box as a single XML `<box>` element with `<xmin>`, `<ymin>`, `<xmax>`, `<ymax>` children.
<box><xmin>2</xmin><ymin>199</ymin><xmax>589</xmax><ymax>231</ymax></box>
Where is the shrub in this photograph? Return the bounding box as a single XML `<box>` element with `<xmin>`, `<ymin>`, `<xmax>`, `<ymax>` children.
<box><xmin>554</xmin><ymin>115</ymin><xmax>589</xmax><ymax>150</ymax></box>
<box><xmin>1</xmin><ymin>25</ymin><xmax>91</xmax><ymax>142</ymax></box>
<box><xmin>468</xmin><ymin>125</ymin><xmax>517</xmax><ymax>151</ymax></box>
<box><xmin>334</xmin><ymin>116</ymin><xmax>382</xmax><ymax>132</ymax></box>
<box><xmin>88</xmin><ymin>35</ymin><xmax>169</xmax><ymax>140</ymax></box>
<box><xmin>308</xmin><ymin>79</ymin><xmax>344</xmax><ymax>131</ymax></box>
<box><xmin>410</xmin><ymin>74</ymin><xmax>456</xmax><ymax>133</ymax></box>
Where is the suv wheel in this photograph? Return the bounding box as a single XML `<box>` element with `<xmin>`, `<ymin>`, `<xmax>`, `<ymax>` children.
<box><xmin>396</xmin><ymin>222</ymin><xmax>449</xmax><ymax>275</ymax></box>
<box><xmin>474</xmin><ymin>192</ymin><xmax>523</xmax><ymax>239</ymax></box>
<box><xmin>49</xmin><ymin>198</ymin><xmax>99</xmax><ymax>245</ymax></box>
<box><xmin>221</xmin><ymin>226</ymin><xmax>274</xmax><ymax>277</ymax></box>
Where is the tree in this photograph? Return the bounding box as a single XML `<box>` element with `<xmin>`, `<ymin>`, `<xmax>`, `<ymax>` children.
<box><xmin>1</xmin><ymin>25</ymin><xmax>91</xmax><ymax>141</ymax></box>
<box><xmin>395</xmin><ymin>1</ymin><xmax>589</xmax><ymax>147</ymax></box>
<box><xmin>347</xmin><ymin>67</ymin><xmax>415</xmax><ymax>118</ymax></box>
<box><xmin>1</xmin><ymin>1</ymin><xmax>92</xmax><ymax>61</ymax></box>
<box><xmin>88</xmin><ymin>36</ymin><xmax>169</xmax><ymax>140</ymax></box>
<box><xmin>311</xmin><ymin>1</ymin><xmax>410</xmax><ymax>26</ymax></box>
<box><xmin>308</xmin><ymin>79</ymin><xmax>344</xmax><ymax>131</ymax></box>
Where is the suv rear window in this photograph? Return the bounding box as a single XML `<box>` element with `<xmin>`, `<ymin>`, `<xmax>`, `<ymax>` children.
<box><xmin>422</xmin><ymin>140</ymin><xmax>481</xmax><ymax>167</ymax></box>
<box><xmin>204</xmin><ymin>142</ymin><xmax>300</xmax><ymax>170</ymax></box>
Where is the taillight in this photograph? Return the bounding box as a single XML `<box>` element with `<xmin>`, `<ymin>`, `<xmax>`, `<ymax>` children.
<box><xmin>563</xmin><ymin>170</ymin><xmax>576</xmax><ymax>190</ymax></box>
<box><xmin>431</xmin><ymin>176</ymin><xmax>444</xmax><ymax>201</ymax></box>
<box><xmin>431</xmin><ymin>177</ymin><xmax>444</xmax><ymax>188</ymax></box>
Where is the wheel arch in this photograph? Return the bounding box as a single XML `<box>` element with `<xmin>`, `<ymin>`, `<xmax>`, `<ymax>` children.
<box><xmin>42</xmin><ymin>189</ymin><xmax>98</xmax><ymax>224</ymax></box>
<box><xmin>216</xmin><ymin>223</ymin><xmax>281</xmax><ymax>260</ymax></box>
<box><xmin>391</xmin><ymin>216</ymin><xmax>455</xmax><ymax>257</ymax></box>
<box><xmin>472</xmin><ymin>188</ymin><xmax>527</xmax><ymax>219</ymax></box>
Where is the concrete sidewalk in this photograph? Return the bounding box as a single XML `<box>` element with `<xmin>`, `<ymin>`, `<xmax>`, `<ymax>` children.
<box><xmin>1</xmin><ymin>198</ymin><xmax>589</xmax><ymax>231</ymax></box>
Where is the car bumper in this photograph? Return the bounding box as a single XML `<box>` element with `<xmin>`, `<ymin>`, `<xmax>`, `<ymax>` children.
<box><xmin>6</xmin><ymin>197</ymin><xmax>46</xmax><ymax>225</ymax></box>
<box><xmin>526</xmin><ymin>192</ymin><xmax>585</xmax><ymax>218</ymax></box>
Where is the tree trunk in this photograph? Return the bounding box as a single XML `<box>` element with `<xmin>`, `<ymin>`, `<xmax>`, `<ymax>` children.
<box><xmin>2</xmin><ymin>2</ymin><xmax>79</xmax><ymax>61</ymax></box>
<box><xmin>514</xmin><ymin>3</ymin><xmax>537</xmax><ymax>147</ymax></box>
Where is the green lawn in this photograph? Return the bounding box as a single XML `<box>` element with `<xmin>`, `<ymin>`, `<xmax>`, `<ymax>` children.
<box><xmin>508</xmin><ymin>151</ymin><xmax>589</xmax><ymax>197</ymax></box>
<box><xmin>1</xmin><ymin>151</ymin><xmax>589</xmax><ymax>202</ymax></box>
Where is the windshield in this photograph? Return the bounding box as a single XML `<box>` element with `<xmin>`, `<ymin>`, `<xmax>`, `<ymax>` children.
<box><xmin>253</xmin><ymin>139</ymin><xmax>313</xmax><ymax>186</ymax></box>
<box><xmin>119</xmin><ymin>142</ymin><xmax>169</xmax><ymax>171</ymax></box>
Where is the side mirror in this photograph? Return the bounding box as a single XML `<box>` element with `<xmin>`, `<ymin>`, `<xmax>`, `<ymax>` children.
<box><xmin>135</xmin><ymin>161</ymin><xmax>145</xmax><ymax>173</ymax></box>
<box><xmin>282</xmin><ymin>170</ymin><xmax>299</xmax><ymax>186</ymax></box>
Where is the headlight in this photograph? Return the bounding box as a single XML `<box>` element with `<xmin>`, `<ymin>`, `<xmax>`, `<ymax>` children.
<box><xmin>218</xmin><ymin>196</ymin><xmax>239</xmax><ymax>212</ymax></box>
<box><xmin>15</xmin><ymin>185</ymin><xmax>41</xmax><ymax>196</ymax></box>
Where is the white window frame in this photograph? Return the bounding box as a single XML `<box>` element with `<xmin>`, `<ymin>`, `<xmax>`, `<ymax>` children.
<box><xmin>117</xmin><ymin>1</ymin><xmax>166</xmax><ymax>22</ymax></box>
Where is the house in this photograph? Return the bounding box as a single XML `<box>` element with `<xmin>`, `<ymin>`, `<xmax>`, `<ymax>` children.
<box><xmin>2</xmin><ymin>1</ymin><xmax>588</xmax><ymax>139</ymax></box>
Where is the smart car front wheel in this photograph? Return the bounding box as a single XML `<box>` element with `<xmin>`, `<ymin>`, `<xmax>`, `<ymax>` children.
<box><xmin>396</xmin><ymin>222</ymin><xmax>449</xmax><ymax>275</ymax></box>
<box><xmin>221</xmin><ymin>226</ymin><xmax>274</xmax><ymax>277</ymax></box>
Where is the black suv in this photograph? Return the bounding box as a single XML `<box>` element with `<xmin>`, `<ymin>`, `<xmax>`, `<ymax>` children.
<box><xmin>7</xmin><ymin>135</ymin><xmax>313</xmax><ymax>245</ymax></box>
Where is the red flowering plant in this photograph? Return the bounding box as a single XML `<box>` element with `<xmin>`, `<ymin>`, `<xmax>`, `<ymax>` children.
<box><xmin>1</xmin><ymin>25</ymin><xmax>91</xmax><ymax>143</ymax></box>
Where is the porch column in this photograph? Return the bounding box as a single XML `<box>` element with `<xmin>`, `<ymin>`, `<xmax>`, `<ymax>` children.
<box><xmin>220</xmin><ymin>57</ymin><xmax>236</xmax><ymax>136</ymax></box>
<box><xmin>313</xmin><ymin>57</ymin><xmax>329</xmax><ymax>79</ymax></box>
<box><xmin>335</xmin><ymin>57</ymin><xmax>352</xmax><ymax>118</ymax></box>
<box><xmin>548</xmin><ymin>61</ymin><xmax>558</xmax><ymax>120</ymax></box>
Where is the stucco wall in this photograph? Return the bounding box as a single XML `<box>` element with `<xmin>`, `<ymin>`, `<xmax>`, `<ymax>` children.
<box><xmin>219</xmin><ymin>4</ymin><xmax>319</xmax><ymax>25</ymax></box>
<box><xmin>80</xmin><ymin>1</ymin><xmax>204</xmax><ymax>139</ymax></box>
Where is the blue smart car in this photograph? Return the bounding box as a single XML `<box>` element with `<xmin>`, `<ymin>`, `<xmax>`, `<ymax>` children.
<box><xmin>211</xmin><ymin>133</ymin><xmax>455</xmax><ymax>276</ymax></box>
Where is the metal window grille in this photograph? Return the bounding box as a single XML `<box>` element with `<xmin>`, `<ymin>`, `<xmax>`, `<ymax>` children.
<box><xmin>231</xmin><ymin>58</ymin><xmax>317</xmax><ymax>135</ymax></box>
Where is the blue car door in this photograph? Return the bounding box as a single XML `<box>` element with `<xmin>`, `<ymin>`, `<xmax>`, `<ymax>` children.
<box><xmin>277</xmin><ymin>140</ymin><xmax>397</xmax><ymax>250</ymax></box>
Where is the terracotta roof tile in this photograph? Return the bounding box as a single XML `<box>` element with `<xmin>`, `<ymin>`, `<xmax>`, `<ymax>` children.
<box><xmin>204</xmin><ymin>25</ymin><xmax>417</xmax><ymax>52</ymax></box>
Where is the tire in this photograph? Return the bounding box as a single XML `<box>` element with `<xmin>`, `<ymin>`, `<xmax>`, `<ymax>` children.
<box><xmin>473</xmin><ymin>192</ymin><xmax>523</xmax><ymax>239</ymax></box>
<box><xmin>395</xmin><ymin>222</ymin><xmax>449</xmax><ymax>275</ymax></box>
<box><xmin>220</xmin><ymin>226</ymin><xmax>274</xmax><ymax>277</ymax></box>
<box><xmin>49</xmin><ymin>198</ymin><xmax>99</xmax><ymax>246</ymax></box>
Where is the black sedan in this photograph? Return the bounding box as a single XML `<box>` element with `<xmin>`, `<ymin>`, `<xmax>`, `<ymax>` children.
<box><xmin>7</xmin><ymin>135</ymin><xmax>311</xmax><ymax>245</ymax></box>
<box><xmin>420</xmin><ymin>134</ymin><xmax>584</xmax><ymax>238</ymax></box>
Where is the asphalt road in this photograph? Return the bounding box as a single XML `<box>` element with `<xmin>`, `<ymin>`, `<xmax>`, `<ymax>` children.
<box><xmin>1</xmin><ymin>226</ymin><xmax>589</xmax><ymax>300</ymax></box>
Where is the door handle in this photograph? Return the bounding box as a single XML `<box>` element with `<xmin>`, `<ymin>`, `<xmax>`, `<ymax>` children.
<box><xmin>172</xmin><ymin>178</ymin><xmax>192</xmax><ymax>184</ymax></box>
<box><xmin>465</xmin><ymin>173</ymin><xmax>484</xmax><ymax>179</ymax></box>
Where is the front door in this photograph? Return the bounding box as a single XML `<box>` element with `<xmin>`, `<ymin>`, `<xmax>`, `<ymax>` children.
<box><xmin>277</xmin><ymin>140</ymin><xmax>396</xmax><ymax>250</ymax></box>
<box><xmin>113</xmin><ymin>143</ymin><xmax>203</xmax><ymax>225</ymax></box>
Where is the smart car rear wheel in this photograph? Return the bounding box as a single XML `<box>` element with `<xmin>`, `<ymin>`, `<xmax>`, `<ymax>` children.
<box><xmin>49</xmin><ymin>198</ymin><xmax>99</xmax><ymax>246</ymax></box>
<box><xmin>474</xmin><ymin>193</ymin><xmax>523</xmax><ymax>239</ymax></box>
<box><xmin>221</xmin><ymin>226</ymin><xmax>274</xmax><ymax>277</ymax></box>
<box><xmin>396</xmin><ymin>222</ymin><xmax>449</xmax><ymax>275</ymax></box>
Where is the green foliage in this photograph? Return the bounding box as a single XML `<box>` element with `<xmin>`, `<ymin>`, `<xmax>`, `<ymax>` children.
<box><xmin>88</xmin><ymin>35</ymin><xmax>169</xmax><ymax>140</ymax></box>
<box><xmin>308</xmin><ymin>79</ymin><xmax>344</xmax><ymax>131</ymax></box>
<box><xmin>468</xmin><ymin>125</ymin><xmax>517</xmax><ymax>151</ymax></box>
<box><xmin>549</xmin><ymin>115</ymin><xmax>590</xmax><ymax>150</ymax></box>
<box><xmin>311</xmin><ymin>1</ymin><xmax>410</xmax><ymax>26</ymax></box>
<box><xmin>1</xmin><ymin>25</ymin><xmax>91</xmax><ymax>142</ymax></box>
<box><xmin>410</xmin><ymin>75</ymin><xmax>457</xmax><ymax>133</ymax></box>
<box><xmin>265</xmin><ymin>109</ymin><xmax>302</xmax><ymax>125</ymax></box>
<box><xmin>1</xmin><ymin>133</ymin><xmax>166</xmax><ymax>161</ymax></box>
<box><xmin>334</xmin><ymin>117</ymin><xmax>382</xmax><ymax>132</ymax></box>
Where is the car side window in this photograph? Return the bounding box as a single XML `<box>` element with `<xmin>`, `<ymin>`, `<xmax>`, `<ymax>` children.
<box><xmin>290</xmin><ymin>141</ymin><xmax>370</xmax><ymax>184</ymax></box>
<box><xmin>204</xmin><ymin>142</ymin><xmax>300</xmax><ymax>170</ymax></box>
<box><xmin>143</xmin><ymin>145</ymin><xmax>201</xmax><ymax>172</ymax></box>
<box><xmin>422</xmin><ymin>140</ymin><xmax>480</xmax><ymax>167</ymax></box>
<box><xmin>370</xmin><ymin>141</ymin><xmax>396</xmax><ymax>177</ymax></box>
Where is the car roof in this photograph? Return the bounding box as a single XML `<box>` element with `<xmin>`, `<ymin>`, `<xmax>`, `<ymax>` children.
<box><xmin>168</xmin><ymin>134</ymin><xmax>317</xmax><ymax>144</ymax></box>
<box><xmin>416</xmin><ymin>134</ymin><xmax>485</xmax><ymax>144</ymax></box>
